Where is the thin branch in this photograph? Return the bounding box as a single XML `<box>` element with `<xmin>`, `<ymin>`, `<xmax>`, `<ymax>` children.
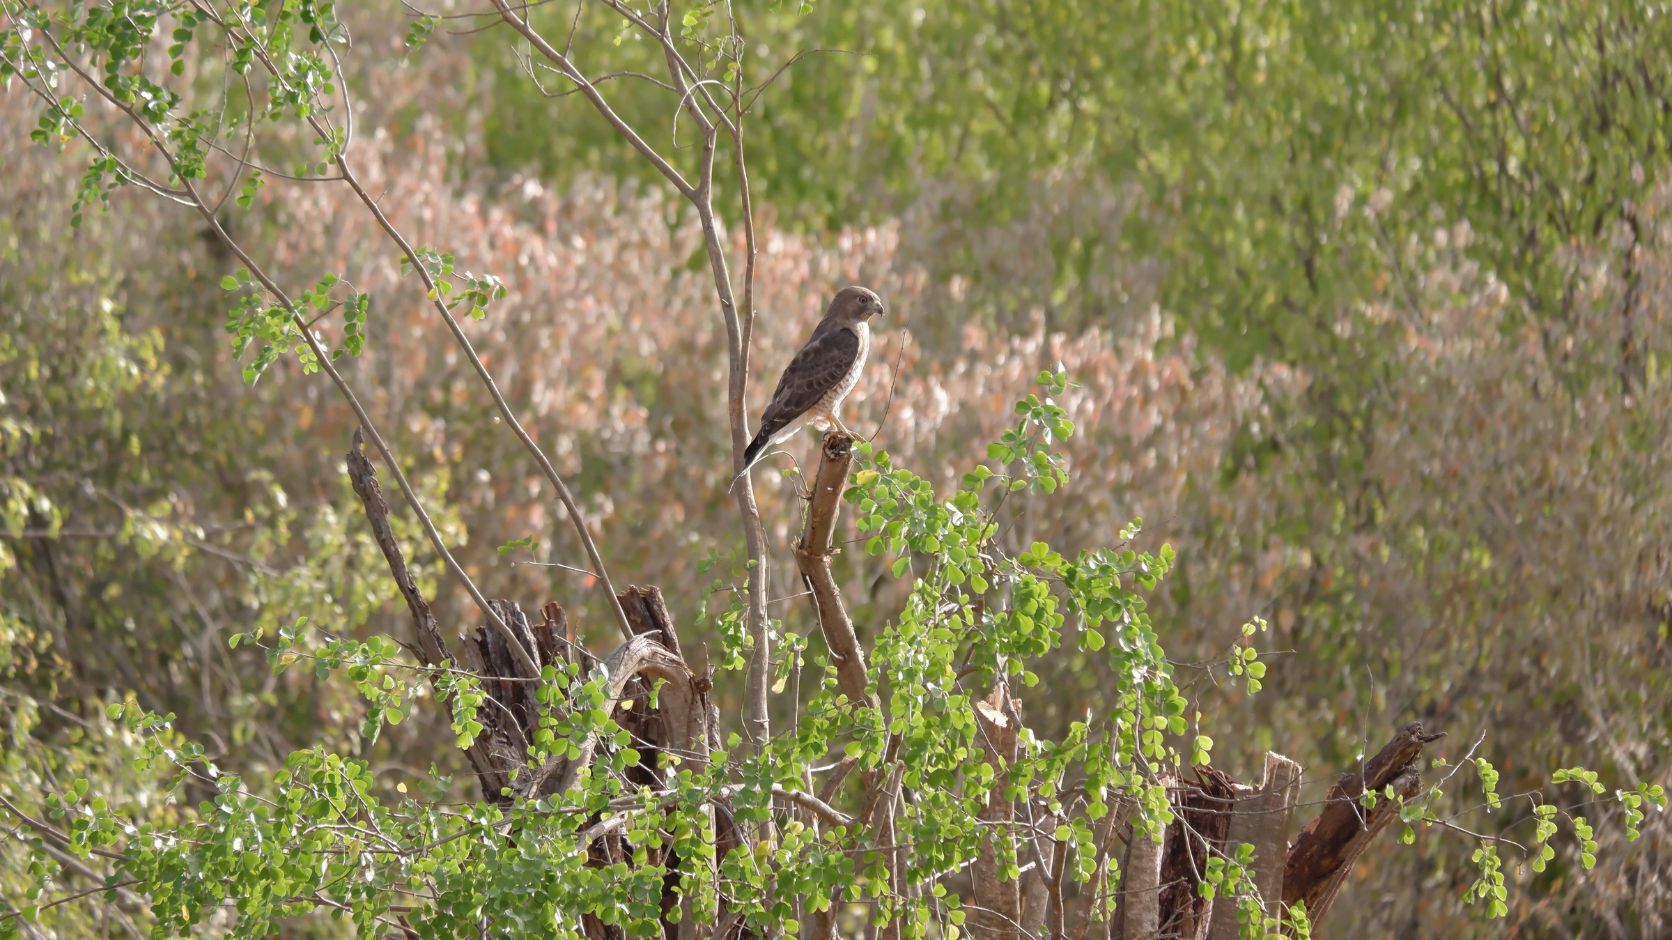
<box><xmin>492</xmin><ymin>0</ymin><xmax>694</xmax><ymax>197</ymax></box>
<box><xmin>866</xmin><ymin>332</ymin><xmax>913</xmax><ymax>443</ymax></box>
<box><xmin>494</xmin><ymin>0</ymin><xmax>776</xmax><ymax>749</ymax></box>
<box><xmin>519</xmin><ymin>62</ymin><xmax>677</xmax><ymax>98</ymax></box>
<box><xmin>199</xmin><ymin>1</ymin><xmax>635</xmax><ymax>648</ymax></box>
<box><xmin>742</xmin><ymin>47</ymin><xmax>863</xmax><ymax>115</ymax></box>
<box><xmin>770</xmin><ymin>784</ymin><xmax>854</xmax><ymax>828</ymax></box>
<box><xmin>331</xmin><ymin>156</ymin><xmax>634</xmax><ymax>645</ymax></box>
<box><xmin>24</xmin><ymin>15</ymin><xmax>544</xmax><ymax>678</ymax></box>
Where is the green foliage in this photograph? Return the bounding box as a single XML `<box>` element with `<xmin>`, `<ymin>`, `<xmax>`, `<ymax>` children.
<box><xmin>434</xmin><ymin>668</ymin><xmax>487</xmax><ymax>749</ymax></box>
<box><xmin>1200</xmin><ymin>844</ymin><xmax>1310</xmax><ymax>939</ymax></box>
<box><xmin>403</xmin><ymin>13</ymin><xmax>437</xmax><ymax>52</ymax></box>
<box><xmin>402</xmin><ymin>248</ymin><xmax>506</xmax><ymax>321</ymax></box>
<box><xmin>1228</xmin><ymin>616</ymin><xmax>1269</xmax><ymax>694</ymax></box>
<box><xmin>1618</xmin><ymin>782</ymin><xmax>1667</xmax><ymax>843</ymax></box>
<box><xmin>1468</xmin><ymin>843</ymin><xmax>1508</xmax><ymax>918</ymax></box>
<box><xmin>1531</xmin><ymin>803</ymin><xmax>1559</xmax><ymax>873</ymax></box>
<box><xmin>480</xmin><ymin>1</ymin><xmax>1672</xmax><ymax>368</ymax></box>
<box><xmin>1475</xmin><ymin>758</ymin><xmax>1502</xmax><ymax>811</ymax></box>
<box><xmin>2</xmin><ymin>366</ymin><xmax>1252</xmax><ymax>936</ymax></box>
<box><xmin>3</xmin><ymin>1</ymin><xmax>1668</xmax><ymax>936</ymax></box>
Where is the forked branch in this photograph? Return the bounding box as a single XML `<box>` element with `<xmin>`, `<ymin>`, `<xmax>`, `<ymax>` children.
<box><xmin>492</xmin><ymin>0</ymin><xmax>775</xmax><ymax>748</ymax></box>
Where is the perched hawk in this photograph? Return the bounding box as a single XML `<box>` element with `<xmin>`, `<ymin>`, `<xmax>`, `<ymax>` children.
<box><xmin>739</xmin><ymin>285</ymin><xmax>887</xmax><ymax>474</ymax></box>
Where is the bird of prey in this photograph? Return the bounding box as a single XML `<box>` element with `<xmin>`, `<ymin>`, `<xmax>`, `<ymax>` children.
<box><xmin>738</xmin><ymin>285</ymin><xmax>887</xmax><ymax>476</ymax></box>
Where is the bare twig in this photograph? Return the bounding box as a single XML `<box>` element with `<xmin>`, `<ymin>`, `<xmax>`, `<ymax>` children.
<box><xmin>493</xmin><ymin>0</ymin><xmax>777</xmax><ymax>753</ymax></box>
<box><xmin>491</xmin><ymin>0</ymin><xmax>693</xmax><ymax>196</ymax></box>
<box><xmin>192</xmin><ymin>1</ymin><xmax>636</xmax><ymax>648</ymax></box>
<box><xmin>15</xmin><ymin>15</ymin><xmax>544</xmax><ymax>678</ymax></box>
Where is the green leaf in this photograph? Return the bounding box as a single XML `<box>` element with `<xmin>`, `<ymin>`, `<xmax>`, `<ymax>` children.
<box><xmin>497</xmin><ymin>536</ymin><xmax>536</xmax><ymax>554</ymax></box>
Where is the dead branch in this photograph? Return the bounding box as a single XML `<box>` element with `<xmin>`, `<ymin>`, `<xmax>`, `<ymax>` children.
<box><xmin>346</xmin><ymin>429</ymin><xmax>450</xmax><ymax>670</ymax></box>
<box><xmin>345</xmin><ymin>431</ymin><xmax>512</xmax><ymax>800</ymax></box>
<box><xmin>797</xmin><ymin>431</ymin><xmax>884</xmax><ymax>940</ymax></box>
<box><xmin>350</xmin><ymin>432</ymin><xmax>714</xmax><ymax>816</ymax></box>
<box><xmin>1283</xmin><ymin>722</ymin><xmax>1447</xmax><ymax>927</ymax></box>
<box><xmin>619</xmin><ymin>584</ymin><xmax>684</xmax><ymax>658</ymax></box>
<box><xmin>793</xmin><ymin>432</ymin><xmax>879</xmax><ymax>712</ymax></box>
<box><xmin>1157</xmin><ymin>767</ymin><xmax>1237</xmax><ymax>940</ymax></box>
<box><xmin>516</xmin><ymin>630</ymin><xmax>706</xmax><ymax>799</ymax></box>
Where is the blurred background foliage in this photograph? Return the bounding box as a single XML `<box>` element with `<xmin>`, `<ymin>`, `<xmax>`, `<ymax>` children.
<box><xmin>3</xmin><ymin>0</ymin><xmax>1670</xmax><ymax>936</ymax></box>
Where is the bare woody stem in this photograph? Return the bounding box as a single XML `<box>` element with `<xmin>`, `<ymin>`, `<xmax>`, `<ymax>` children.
<box><xmin>345</xmin><ymin>432</ymin><xmax>515</xmax><ymax>798</ymax></box>
<box><xmin>793</xmin><ymin>433</ymin><xmax>878</xmax><ymax>712</ymax></box>
<box><xmin>648</xmin><ymin>0</ymin><xmax>774</xmax><ymax>752</ymax></box>
<box><xmin>495</xmin><ymin>0</ymin><xmax>776</xmax><ymax>747</ymax></box>
<box><xmin>795</xmin><ymin>432</ymin><xmax>885</xmax><ymax>940</ymax></box>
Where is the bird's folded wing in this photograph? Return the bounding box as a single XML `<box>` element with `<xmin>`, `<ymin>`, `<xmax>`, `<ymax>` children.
<box><xmin>756</xmin><ymin>327</ymin><xmax>861</xmax><ymax>438</ymax></box>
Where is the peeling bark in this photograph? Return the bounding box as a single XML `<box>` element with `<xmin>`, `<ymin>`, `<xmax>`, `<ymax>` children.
<box><xmin>1284</xmin><ymin>723</ymin><xmax>1446</xmax><ymax>926</ymax></box>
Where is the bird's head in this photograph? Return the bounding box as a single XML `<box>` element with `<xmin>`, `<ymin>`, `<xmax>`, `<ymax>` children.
<box><xmin>824</xmin><ymin>285</ymin><xmax>887</xmax><ymax>324</ymax></box>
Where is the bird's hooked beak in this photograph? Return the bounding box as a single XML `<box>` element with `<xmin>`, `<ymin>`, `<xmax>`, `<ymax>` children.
<box><xmin>870</xmin><ymin>297</ymin><xmax>887</xmax><ymax>317</ymax></box>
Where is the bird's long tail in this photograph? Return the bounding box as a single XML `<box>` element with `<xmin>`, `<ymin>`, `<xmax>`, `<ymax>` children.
<box><xmin>728</xmin><ymin>431</ymin><xmax>772</xmax><ymax>493</ymax></box>
<box><xmin>741</xmin><ymin>433</ymin><xmax>769</xmax><ymax>471</ymax></box>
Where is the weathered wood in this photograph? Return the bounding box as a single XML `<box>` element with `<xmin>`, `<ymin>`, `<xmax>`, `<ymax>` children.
<box><xmin>347</xmin><ymin>432</ymin><xmax>509</xmax><ymax>801</ymax></box>
<box><xmin>1283</xmin><ymin>723</ymin><xmax>1446</xmax><ymax>927</ymax></box>
<box><xmin>536</xmin><ymin>601</ymin><xmax>568</xmax><ymax>670</ymax></box>
<box><xmin>970</xmin><ymin>686</ymin><xmax>1022</xmax><ymax>940</ymax></box>
<box><xmin>345</xmin><ymin>431</ymin><xmax>448</xmax><ymax>669</ymax></box>
<box><xmin>1119</xmin><ymin>794</ymin><xmax>1168</xmax><ymax>940</ymax></box>
<box><xmin>483</xmin><ymin>599</ymin><xmax>538</xmax><ymax>726</ymax></box>
<box><xmin>348</xmin><ymin>433</ymin><xmax>735</xmax><ymax>939</ymax></box>
<box><xmin>354</xmin><ymin>426</ymin><xmax>1444</xmax><ymax>940</ymax></box>
<box><xmin>620</xmin><ymin>583</ymin><xmax>683</xmax><ymax>658</ymax></box>
<box><xmin>1208</xmin><ymin>752</ymin><xmax>1301</xmax><ymax>940</ymax></box>
<box><xmin>792</xmin><ymin>432</ymin><xmax>878</xmax><ymax>713</ymax></box>
<box><xmin>615</xmin><ymin>586</ymin><xmax>683</xmax><ymax>804</ymax></box>
<box><xmin>1157</xmin><ymin>768</ymin><xmax>1237</xmax><ymax>940</ymax></box>
<box><xmin>519</xmin><ymin>632</ymin><xmax>705</xmax><ymax>798</ymax></box>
